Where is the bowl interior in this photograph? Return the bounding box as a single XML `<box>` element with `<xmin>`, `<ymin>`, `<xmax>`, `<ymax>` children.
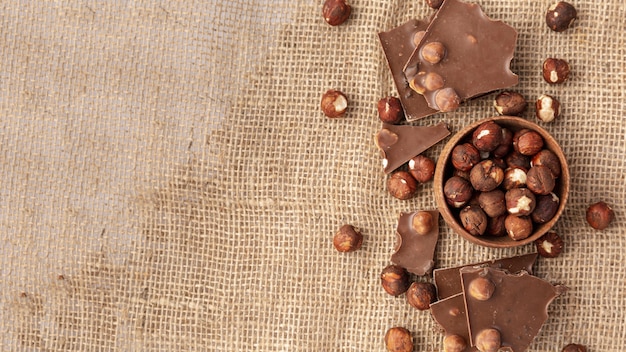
<box><xmin>433</xmin><ymin>116</ymin><xmax>570</xmax><ymax>248</ymax></box>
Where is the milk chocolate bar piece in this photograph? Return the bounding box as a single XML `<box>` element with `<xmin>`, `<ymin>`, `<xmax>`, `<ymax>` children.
<box><xmin>391</xmin><ymin>210</ymin><xmax>439</xmax><ymax>276</ymax></box>
<box><xmin>378</xmin><ymin>19</ymin><xmax>438</xmax><ymax>121</ymax></box>
<box><xmin>430</xmin><ymin>293</ymin><xmax>477</xmax><ymax>352</ymax></box>
<box><xmin>460</xmin><ymin>267</ymin><xmax>566</xmax><ymax>351</ymax></box>
<box><xmin>433</xmin><ymin>253</ymin><xmax>537</xmax><ymax>300</ymax></box>
<box><xmin>375</xmin><ymin>122</ymin><xmax>450</xmax><ymax>174</ymax></box>
<box><xmin>404</xmin><ymin>0</ymin><xmax>518</xmax><ymax>112</ymax></box>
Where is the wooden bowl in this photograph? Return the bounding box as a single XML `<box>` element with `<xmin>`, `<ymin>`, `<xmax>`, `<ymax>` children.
<box><xmin>433</xmin><ymin>116</ymin><xmax>570</xmax><ymax>248</ymax></box>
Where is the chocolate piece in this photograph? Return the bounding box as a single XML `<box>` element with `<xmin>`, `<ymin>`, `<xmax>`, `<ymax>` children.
<box><xmin>460</xmin><ymin>267</ymin><xmax>566</xmax><ymax>351</ymax></box>
<box><xmin>375</xmin><ymin>122</ymin><xmax>450</xmax><ymax>174</ymax></box>
<box><xmin>430</xmin><ymin>293</ymin><xmax>473</xmax><ymax>350</ymax></box>
<box><xmin>433</xmin><ymin>253</ymin><xmax>537</xmax><ymax>300</ymax></box>
<box><xmin>391</xmin><ymin>210</ymin><xmax>439</xmax><ymax>276</ymax></box>
<box><xmin>404</xmin><ymin>0</ymin><xmax>518</xmax><ymax>111</ymax></box>
<box><xmin>378</xmin><ymin>19</ymin><xmax>438</xmax><ymax>121</ymax></box>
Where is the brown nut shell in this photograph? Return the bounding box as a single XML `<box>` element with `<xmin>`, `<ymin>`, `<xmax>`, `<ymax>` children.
<box><xmin>377</xmin><ymin>96</ymin><xmax>404</xmax><ymax>124</ymax></box>
<box><xmin>381</xmin><ymin>265</ymin><xmax>410</xmax><ymax>296</ymax></box>
<box><xmin>535</xmin><ymin>230</ymin><xmax>564</xmax><ymax>258</ymax></box>
<box><xmin>460</xmin><ymin>205</ymin><xmax>488</xmax><ymax>236</ymax></box>
<box><xmin>477</xmin><ymin>189</ymin><xmax>506</xmax><ymax>218</ymax></box>
<box><xmin>408</xmin><ymin>155</ymin><xmax>435</xmax><ymax>183</ymax></box>
<box><xmin>320</xmin><ymin>89</ymin><xmax>348</xmax><ymax>117</ymax></box>
<box><xmin>586</xmin><ymin>201</ymin><xmax>615</xmax><ymax>230</ymax></box>
<box><xmin>472</xmin><ymin>121</ymin><xmax>503</xmax><ymax>152</ymax></box>
<box><xmin>452</xmin><ymin>143</ymin><xmax>481</xmax><ymax>172</ymax></box>
<box><xmin>532</xmin><ymin>193</ymin><xmax>560</xmax><ymax>223</ymax></box>
<box><xmin>505</xmin><ymin>188</ymin><xmax>536</xmax><ymax>216</ymax></box>
<box><xmin>505</xmin><ymin>215</ymin><xmax>533</xmax><ymax>241</ymax></box>
<box><xmin>333</xmin><ymin>224</ymin><xmax>363</xmax><ymax>252</ymax></box>
<box><xmin>384</xmin><ymin>326</ymin><xmax>413</xmax><ymax>352</ymax></box>
<box><xmin>406</xmin><ymin>282</ymin><xmax>437</xmax><ymax>310</ymax></box>
<box><xmin>387</xmin><ymin>171</ymin><xmax>418</xmax><ymax>200</ymax></box>
<box><xmin>470</xmin><ymin>160</ymin><xmax>504</xmax><ymax>192</ymax></box>
<box><xmin>444</xmin><ymin>176</ymin><xmax>473</xmax><ymax>208</ymax></box>
<box><xmin>526</xmin><ymin>165</ymin><xmax>556</xmax><ymax>195</ymax></box>
<box><xmin>322</xmin><ymin>0</ymin><xmax>351</xmax><ymax>26</ymax></box>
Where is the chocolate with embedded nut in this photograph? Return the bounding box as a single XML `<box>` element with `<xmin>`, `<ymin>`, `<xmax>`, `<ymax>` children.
<box><xmin>391</xmin><ymin>210</ymin><xmax>439</xmax><ymax>276</ymax></box>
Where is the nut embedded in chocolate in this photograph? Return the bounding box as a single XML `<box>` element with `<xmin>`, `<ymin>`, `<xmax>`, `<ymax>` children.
<box><xmin>443</xmin><ymin>334</ymin><xmax>467</xmax><ymax>352</ymax></box>
<box><xmin>469</xmin><ymin>160</ymin><xmax>504</xmax><ymax>192</ymax></box>
<box><xmin>412</xmin><ymin>210</ymin><xmax>434</xmax><ymax>235</ymax></box>
<box><xmin>434</xmin><ymin>88</ymin><xmax>461</xmax><ymax>112</ymax></box>
<box><xmin>494</xmin><ymin>91</ymin><xmax>527</xmax><ymax>116</ymax></box>
<box><xmin>377</xmin><ymin>96</ymin><xmax>404</xmax><ymax>124</ymax></box>
<box><xmin>387</xmin><ymin>171</ymin><xmax>418</xmax><ymax>200</ymax></box>
<box><xmin>460</xmin><ymin>205</ymin><xmax>488</xmax><ymax>236</ymax></box>
<box><xmin>409</xmin><ymin>71</ymin><xmax>445</xmax><ymax>94</ymax></box>
<box><xmin>504</xmin><ymin>214</ymin><xmax>533</xmax><ymax>241</ymax></box>
<box><xmin>535</xmin><ymin>231</ymin><xmax>564</xmax><ymax>258</ymax></box>
<box><xmin>384</xmin><ymin>326</ymin><xmax>413</xmax><ymax>352</ymax></box>
<box><xmin>320</xmin><ymin>89</ymin><xmax>348</xmax><ymax>117</ymax></box>
<box><xmin>513</xmin><ymin>129</ymin><xmax>544</xmax><ymax>156</ymax></box>
<box><xmin>586</xmin><ymin>201</ymin><xmax>615</xmax><ymax>230</ymax></box>
<box><xmin>526</xmin><ymin>165</ymin><xmax>556</xmax><ymax>195</ymax></box>
<box><xmin>505</xmin><ymin>188</ymin><xmax>536</xmax><ymax>216</ymax></box>
<box><xmin>408</xmin><ymin>155</ymin><xmax>435</xmax><ymax>183</ymax></box>
<box><xmin>451</xmin><ymin>143</ymin><xmax>481</xmax><ymax>172</ymax></box>
<box><xmin>542</xmin><ymin>58</ymin><xmax>571</xmax><ymax>84</ymax></box>
<box><xmin>477</xmin><ymin>189</ymin><xmax>506</xmax><ymax>218</ymax></box>
<box><xmin>472</xmin><ymin>121</ymin><xmax>503</xmax><ymax>152</ymax></box>
<box><xmin>333</xmin><ymin>224</ymin><xmax>363</xmax><ymax>252</ymax></box>
<box><xmin>421</xmin><ymin>41</ymin><xmax>446</xmax><ymax>64</ymax></box>
<box><xmin>475</xmin><ymin>328</ymin><xmax>501</xmax><ymax>352</ymax></box>
<box><xmin>322</xmin><ymin>0</ymin><xmax>351</xmax><ymax>26</ymax></box>
<box><xmin>406</xmin><ymin>282</ymin><xmax>437</xmax><ymax>310</ymax></box>
<box><xmin>546</xmin><ymin>1</ymin><xmax>577</xmax><ymax>32</ymax></box>
<box><xmin>532</xmin><ymin>193</ymin><xmax>560</xmax><ymax>223</ymax></box>
<box><xmin>535</xmin><ymin>94</ymin><xmax>561</xmax><ymax>123</ymax></box>
<box><xmin>444</xmin><ymin>176</ymin><xmax>474</xmax><ymax>208</ymax></box>
<box><xmin>531</xmin><ymin>149</ymin><xmax>562</xmax><ymax>178</ymax></box>
<box><xmin>381</xmin><ymin>265</ymin><xmax>411</xmax><ymax>296</ymax></box>
<box><xmin>468</xmin><ymin>277</ymin><xmax>496</xmax><ymax>301</ymax></box>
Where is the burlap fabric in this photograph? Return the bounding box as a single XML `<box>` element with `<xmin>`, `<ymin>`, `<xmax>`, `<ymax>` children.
<box><xmin>0</xmin><ymin>0</ymin><xmax>624</xmax><ymax>350</ymax></box>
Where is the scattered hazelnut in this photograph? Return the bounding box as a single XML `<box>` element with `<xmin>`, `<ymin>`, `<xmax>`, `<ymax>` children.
<box><xmin>421</xmin><ymin>41</ymin><xmax>446</xmax><ymax>64</ymax></box>
<box><xmin>472</xmin><ymin>121</ymin><xmax>503</xmax><ymax>152</ymax></box>
<box><xmin>460</xmin><ymin>205</ymin><xmax>488</xmax><ymax>236</ymax></box>
<box><xmin>505</xmin><ymin>188</ymin><xmax>536</xmax><ymax>216</ymax></box>
<box><xmin>502</xmin><ymin>167</ymin><xmax>527</xmax><ymax>190</ymax></box>
<box><xmin>494</xmin><ymin>91</ymin><xmax>527</xmax><ymax>116</ymax></box>
<box><xmin>412</xmin><ymin>211</ymin><xmax>434</xmax><ymax>235</ymax></box>
<box><xmin>586</xmin><ymin>201</ymin><xmax>615</xmax><ymax>230</ymax></box>
<box><xmin>381</xmin><ymin>265</ymin><xmax>411</xmax><ymax>296</ymax></box>
<box><xmin>467</xmin><ymin>277</ymin><xmax>496</xmax><ymax>301</ymax></box>
<box><xmin>514</xmin><ymin>129</ymin><xmax>544</xmax><ymax>156</ymax></box>
<box><xmin>535</xmin><ymin>231</ymin><xmax>564</xmax><ymax>258</ymax></box>
<box><xmin>526</xmin><ymin>165</ymin><xmax>556</xmax><ymax>195</ymax></box>
<box><xmin>320</xmin><ymin>89</ymin><xmax>348</xmax><ymax>117</ymax></box>
<box><xmin>475</xmin><ymin>328</ymin><xmax>501</xmax><ymax>352</ymax></box>
<box><xmin>469</xmin><ymin>160</ymin><xmax>504</xmax><ymax>192</ymax></box>
<box><xmin>333</xmin><ymin>224</ymin><xmax>363</xmax><ymax>252</ymax></box>
<box><xmin>505</xmin><ymin>151</ymin><xmax>531</xmax><ymax>170</ymax></box>
<box><xmin>384</xmin><ymin>326</ymin><xmax>413</xmax><ymax>352</ymax></box>
<box><xmin>387</xmin><ymin>171</ymin><xmax>418</xmax><ymax>200</ymax></box>
<box><xmin>535</xmin><ymin>94</ymin><xmax>561</xmax><ymax>123</ymax></box>
<box><xmin>444</xmin><ymin>176</ymin><xmax>474</xmax><ymax>208</ymax></box>
<box><xmin>406</xmin><ymin>282</ymin><xmax>437</xmax><ymax>310</ymax></box>
<box><xmin>542</xmin><ymin>58</ymin><xmax>571</xmax><ymax>84</ymax></box>
<box><xmin>451</xmin><ymin>143</ymin><xmax>481</xmax><ymax>172</ymax></box>
<box><xmin>492</xmin><ymin>128</ymin><xmax>513</xmax><ymax>158</ymax></box>
<box><xmin>425</xmin><ymin>0</ymin><xmax>444</xmax><ymax>9</ymax></box>
<box><xmin>322</xmin><ymin>0</ymin><xmax>351</xmax><ymax>26</ymax></box>
<box><xmin>477</xmin><ymin>189</ymin><xmax>506</xmax><ymax>218</ymax></box>
<box><xmin>504</xmin><ymin>214</ymin><xmax>533</xmax><ymax>241</ymax></box>
<box><xmin>546</xmin><ymin>2</ymin><xmax>577</xmax><ymax>32</ymax></box>
<box><xmin>486</xmin><ymin>214</ymin><xmax>507</xmax><ymax>237</ymax></box>
<box><xmin>562</xmin><ymin>343</ymin><xmax>587</xmax><ymax>352</ymax></box>
<box><xmin>377</xmin><ymin>96</ymin><xmax>404</xmax><ymax>124</ymax></box>
<box><xmin>434</xmin><ymin>88</ymin><xmax>461</xmax><ymax>112</ymax></box>
<box><xmin>532</xmin><ymin>193</ymin><xmax>560</xmax><ymax>223</ymax></box>
<box><xmin>531</xmin><ymin>149</ymin><xmax>562</xmax><ymax>178</ymax></box>
<box><xmin>443</xmin><ymin>334</ymin><xmax>467</xmax><ymax>352</ymax></box>
<box><xmin>408</xmin><ymin>155</ymin><xmax>435</xmax><ymax>183</ymax></box>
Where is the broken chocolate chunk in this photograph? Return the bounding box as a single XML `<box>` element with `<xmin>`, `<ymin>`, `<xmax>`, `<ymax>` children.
<box><xmin>430</xmin><ymin>293</ymin><xmax>473</xmax><ymax>350</ymax></box>
<box><xmin>378</xmin><ymin>19</ymin><xmax>438</xmax><ymax>121</ymax></box>
<box><xmin>404</xmin><ymin>0</ymin><xmax>518</xmax><ymax>112</ymax></box>
<box><xmin>433</xmin><ymin>253</ymin><xmax>537</xmax><ymax>300</ymax></box>
<box><xmin>391</xmin><ymin>210</ymin><xmax>439</xmax><ymax>276</ymax></box>
<box><xmin>460</xmin><ymin>267</ymin><xmax>566</xmax><ymax>351</ymax></box>
<box><xmin>375</xmin><ymin>122</ymin><xmax>450</xmax><ymax>174</ymax></box>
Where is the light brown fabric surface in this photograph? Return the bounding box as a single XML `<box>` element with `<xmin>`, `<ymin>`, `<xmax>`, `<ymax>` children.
<box><xmin>0</xmin><ymin>0</ymin><xmax>624</xmax><ymax>350</ymax></box>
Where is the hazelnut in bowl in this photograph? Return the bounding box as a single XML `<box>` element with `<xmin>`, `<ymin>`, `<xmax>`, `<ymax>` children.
<box><xmin>433</xmin><ymin>116</ymin><xmax>569</xmax><ymax>248</ymax></box>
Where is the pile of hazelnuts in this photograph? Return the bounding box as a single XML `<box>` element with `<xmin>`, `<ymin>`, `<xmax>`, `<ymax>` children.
<box><xmin>443</xmin><ymin>120</ymin><xmax>563</xmax><ymax>241</ymax></box>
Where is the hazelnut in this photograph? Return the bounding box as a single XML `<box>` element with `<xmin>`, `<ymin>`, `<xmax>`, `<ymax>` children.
<box><xmin>535</xmin><ymin>94</ymin><xmax>561</xmax><ymax>123</ymax></box>
<box><xmin>322</xmin><ymin>0</ymin><xmax>351</xmax><ymax>26</ymax></box>
<box><xmin>413</xmin><ymin>31</ymin><xmax>426</xmax><ymax>46</ymax></box>
<box><xmin>477</xmin><ymin>189</ymin><xmax>506</xmax><ymax>218</ymax></box>
<box><xmin>384</xmin><ymin>326</ymin><xmax>413</xmax><ymax>352</ymax></box>
<box><xmin>320</xmin><ymin>89</ymin><xmax>348</xmax><ymax>117</ymax></box>
<box><xmin>469</xmin><ymin>160</ymin><xmax>504</xmax><ymax>192</ymax></box>
<box><xmin>377</xmin><ymin>96</ymin><xmax>404</xmax><ymax>124</ymax></box>
<box><xmin>535</xmin><ymin>230</ymin><xmax>564</xmax><ymax>258</ymax></box>
<box><xmin>562</xmin><ymin>343</ymin><xmax>587</xmax><ymax>352</ymax></box>
<box><xmin>486</xmin><ymin>214</ymin><xmax>507</xmax><ymax>237</ymax></box>
<box><xmin>408</xmin><ymin>155</ymin><xmax>435</xmax><ymax>183</ymax></box>
<box><xmin>502</xmin><ymin>167</ymin><xmax>527</xmax><ymax>190</ymax></box>
<box><xmin>452</xmin><ymin>143</ymin><xmax>481</xmax><ymax>172</ymax></box>
<box><xmin>542</xmin><ymin>58</ymin><xmax>571</xmax><ymax>84</ymax></box>
<box><xmin>526</xmin><ymin>165</ymin><xmax>556</xmax><ymax>195</ymax></box>
<box><xmin>421</xmin><ymin>41</ymin><xmax>446</xmax><ymax>64</ymax></box>
<box><xmin>494</xmin><ymin>91</ymin><xmax>527</xmax><ymax>116</ymax></box>
<box><xmin>381</xmin><ymin>265</ymin><xmax>411</xmax><ymax>296</ymax></box>
<box><xmin>472</xmin><ymin>121</ymin><xmax>503</xmax><ymax>152</ymax></box>
<box><xmin>467</xmin><ymin>277</ymin><xmax>496</xmax><ymax>301</ymax></box>
<box><xmin>514</xmin><ymin>129</ymin><xmax>544</xmax><ymax>156</ymax></box>
<box><xmin>504</xmin><ymin>214</ymin><xmax>533</xmax><ymax>241</ymax></box>
<box><xmin>425</xmin><ymin>0</ymin><xmax>444</xmax><ymax>9</ymax></box>
<box><xmin>409</xmin><ymin>71</ymin><xmax>445</xmax><ymax>94</ymax></box>
<box><xmin>460</xmin><ymin>205</ymin><xmax>488</xmax><ymax>236</ymax></box>
<box><xmin>406</xmin><ymin>282</ymin><xmax>437</xmax><ymax>310</ymax></box>
<box><xmin>387</xmin><ymin>171</ymin><xmax>418</xmax><ymax>200</ymax></box>
<box><xmin>505</xmin><ymin>188</ymin><xmax>536</xmax><ymax>216</ymax></box>
<box><xmin>444</xmin><ymin>176</ymin><xmax>474</xmax><ymax>208</ymax></box>
<box><xmin>453</xmin><ymin>168</ymin><xmax>471</xmax><ymax>181</ymax></box>
<box><xmin>443</xmin><ymin>334</ymin><xmax>467</xmax><ymax>352</ymax></box>
<box><xmin>492</xmin><ymin>128</ymin><xmax>513</xmax><ymax>158</ymax></box>
<box><xmin>434</xmin><ymin>88</ymin><xmax>461</xmax><ymax>112</ymax></box>
<box><xmin>505</xmin><ymin>151</ymin><xmax>531</xmax><ymax>170</ymax></box>
<box><xmin>531</xmin><ymin>149</ymin><xmax>561</xmax><ymax>178</ymax></box>
<box><xmin>333</xmin><ymin>224</ymin><xmax>363</xmax><ymax>252</ymax></box>
<box><xmin>532</xmin><ymin>193</ymin><xmax>560</xmax><ymax>223</ymax></box>
<box><xmin>412</xmin><ymin>211</ymin><xmax>434</xmax><ymax>235</ymax></box>
<box><xmin>546</xmin><ymin>2</ymin><xmax>577</xmax><ymax>32</ymax></box>
<box><xmin>475</xmin><ymin>328</ymin><xmax>501</xmax><ymax>352</ymax></box>
<box><xmin>586</xmin><ymin>201</ymin><xmax>615</xmax><ymax>230</ymax></box>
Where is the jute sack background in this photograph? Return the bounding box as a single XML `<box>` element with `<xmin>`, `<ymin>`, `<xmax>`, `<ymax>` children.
<box><xmin>0</xmin><ymin>0</ymin><xmax>624</xmax><ymax>350</ymax></box>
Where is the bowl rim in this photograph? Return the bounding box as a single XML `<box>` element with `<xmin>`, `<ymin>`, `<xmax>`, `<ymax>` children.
<box><xmin>433</xmin><ymin>115</ymin><xmax>570</xmax><ymax>248</ymax></box>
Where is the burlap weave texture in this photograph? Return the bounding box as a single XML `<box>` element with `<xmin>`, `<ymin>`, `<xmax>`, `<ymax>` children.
<box><xmin>0</xmin><ymin>0</ymin><xmax>624</xmax><ymax>351</ymax></box>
